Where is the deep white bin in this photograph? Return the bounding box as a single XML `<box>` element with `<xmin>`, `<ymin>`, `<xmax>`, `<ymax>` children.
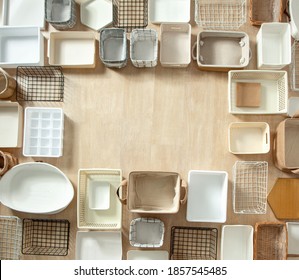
<box><xmin>257</xmin><ymin>23</ymin><xmax>291</xmax><ymax>69</ymax></box>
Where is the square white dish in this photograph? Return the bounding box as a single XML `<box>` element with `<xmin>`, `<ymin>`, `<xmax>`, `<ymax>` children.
<box><xmin>88</xmin><ymin>181</ymin><xmax>110</xmax><ymax>210</ymax></box>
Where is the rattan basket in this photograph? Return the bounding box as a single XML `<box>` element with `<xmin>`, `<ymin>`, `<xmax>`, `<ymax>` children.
<box><xmin>254</xmin><ymin>222</ymin><xmax>288</xmax><ymax>260</ymax></box>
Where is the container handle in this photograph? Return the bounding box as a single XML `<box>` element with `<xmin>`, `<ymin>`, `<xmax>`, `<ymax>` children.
<box><xmin>249</xmin><ymin>48</ymin><xmax>252</xmax><ymax>61</ymax></box>
<box><xmin>292</xmin><ymin>111</ymin><xmax>299</xmax><ymax>118</ymax></box>
<box><xmin>116</xmin><ymin>179</ymin><xmax>127</xmax><ymax>205</ymax></box>
<box><xmin>291</xmin><ymin>169</ymin><xmax>299</xmax><ymax>175</ymax></box>
<box><xmin>180</xmin><ymin>180</ymin><xmax>188</xmax><ymax>205</ymax></box>
<box><xmin>192</xmin><ymin>42</ymin><xmax>197</xmax><ymax>61</ymax></box>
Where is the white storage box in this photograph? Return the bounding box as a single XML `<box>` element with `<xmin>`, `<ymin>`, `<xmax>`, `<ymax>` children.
<box><xmin>229</xmin><ymin>122</ymin><xmax>270</xmax><ymax>154</ymax></box>
<box><xmin>77</xmin><ymin>169</ymin><xmax>122</xmax><ymax>230</ymax></box>
<box><xmin>187</xmin><ymin>170</ymin><xmax>228</xmax><ymax>223</ymax></box>
<box><xmin>23</xmin><ymin>107</ymin><xmax>64</xmax><ymax>157</ymax></box>
<box><xmin>149</xmin><ymin>0</ymin><xmax>190</xmax><ymax>23</ymax></box>
<box><xmin>221</xmin><ymin>225</ymin><xmax>253</xmax><ymax>260</ymax></box>
<box><xmin>0</xmin><ymin>26</ymin><xmax>44</xmax><ymax>68</ymax></box>
<box><xmin>0</xmin><ymin>101</ymin><xmax>22</xmax><ymax>148</ymax></box>
<box><xmin>127</xmin><ymin>250</ymin><xmax>169</xmax><ymax>260</ymax></box>
<box><xmin>160</xmin><ymin>23</ymin><xmax>191</xmax><ymax>68</ymax></box>
<box><xmin>257</xmin><ymin>23</ymin><xmax>291</xmax><ymax>69</ymax></box>
<box><xmin>228</xmin><ymin>70</ymin><xmax>288</xmax><ymax>114</ymax></box>
<box><xmin>287</xmin><ymin>222</ymin><xmax>299</xmax><ymax>258</ymax></box>
<box><xmin>48</xmin><ymin>32</ymin><xmax>95</xmax><ymax>68</ymax></box>
<box><xmin>290</xmin><ymin>0</ymin><xmax>299</xmax><ymax>40</ymax></box>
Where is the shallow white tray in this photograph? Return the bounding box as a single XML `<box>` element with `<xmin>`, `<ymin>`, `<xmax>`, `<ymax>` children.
<box><xmin>187</xmin><ymin>170</ymin><xmax>228</xmax><ymax>223</ymax></box>
<box><xmin>88</xmin><ymin>181</ymin><xmax>110</xmax><ymax>210</ymax></box>
<box><xmin>127</xmin><ymin>250</ymin><xmax>169</xmax><ymax>260</ymax></box>
<box><xmin>76</xmin><ymin>231</ymin><xmax>122</xmax><ymax>260</ymax></box>
<box><xmin>287</xmin><ymin>222</ymin><xmax>299</xmax><ymax>256</ymax></box>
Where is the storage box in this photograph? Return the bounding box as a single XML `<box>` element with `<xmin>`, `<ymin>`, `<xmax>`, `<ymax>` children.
<box><xmin>160</xmin><ymin>23</ymin><xmax>191</xmax><ymax>67</ymax></box>
<box><xmin>187</xmin><ymin>170</ymin><xmax>228</xmax><ymax>223</ymax></box>
<box><xmin>290</xmin><ymin>0</ymin><xmax>299</xmax><ymax>40</ymax></box>
<box><xmin>0</xmin><ymin>101</ymin><xmax>23</xmax><ymax>148</ymax></box>
<box><xmin>257</xmin><ymin>23</ymin><xmax>291</xmax><ymax>69</ymax></box>
<box><xmin>48</xmin><ymin>32</ymin><xmax>95</xmax><ymax>68</ymax></box>
<box><xmin>229</xmin><ymin>122</ymin><xmax>270</xmax><ymax>154</ymax></box>
<box><xmin>0</xmin><ymin>26</ymin><xmax>44</xmax><ymax>68</ymax></box>
<box><xmin>287</xmin><ymin>222</ymin><xmax>299</xmax><ymax>258</ymax></box>
<box><xmin>228</xmin><ymin>70</ymin><xmax>288</xmax><ymax>114</ymax></box>
<box><xmin>194</xmin><ymin>31</ymin><xmax>250</xmax><ymax>71</ymax></box>
<box><xmin>221</xmin><ymin>225</ymin><xmax>253</xmax><ymax>260</ymax></box>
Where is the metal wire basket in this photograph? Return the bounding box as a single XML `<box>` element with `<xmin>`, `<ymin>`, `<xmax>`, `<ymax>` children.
<box><xmin>16</xmin><ymin>66</ymin><xmax>64</xmax><ymax>102</ymax></box>
<box><xmin>22</xmin><ymin>219</ymin><xmax>70</xmax><ymax>256</ymax></box>
<box><xmin>291</xmin><ymin>41</ymin><xmax>299</xmax><ymax>91</ymax></box>
<box><xmin>170</xmin><ymin>226</ymin><xmax>218</xmax><ymax>260</ymax></box>
<box><xmin>113</xmin><ymin>0</ymin><xmax>148</xmax><ymax>32</ymax></box>
<box><xmin>0</xmin><ymin>216</ymin><xmax>22</xmax><ymax>260</ymax></box>
<box><xmin>233</xmin><ymin>161</ymin><xmax>268</xmax><ymax>214</ymax></box>
<box><xmin>195</xmin><ymin>0</ymin><xmax>247</xmax><ymax>30</ymax></box>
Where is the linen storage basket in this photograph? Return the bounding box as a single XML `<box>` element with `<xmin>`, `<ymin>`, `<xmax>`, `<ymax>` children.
<box><xmin>130</xmin><ymin>29</ymin><xmax>158</xmax><ymax>68</ymax></box>
<box><xmin>257</xmin><ymin>23</ymin><xmax>291</xmax><ymax>69</ymax></box>
<box><xmin>77</xmin><ymin>169</ymin><xmax>122</xmax><ymax>230</ymax></box>
<box><xmin>228</xmin><ymin>70</ymin><xmax>288</xmax><ymax>114</ymax></box>
<box><xmin>45</xmin><ymin>0</ymin><xmax>76</xmax><ymax>30</ymax></box>
<box><xmin>254</xmin><ymin>222</ymin><xmax>287</xmax><ymax>260</ymax></box>
<box><xmin>100</xmin><ymin>28</ymin><xmax>127</xmax><ymax>68</ymax></box>
<box><xmin>0</xmin><ymin>68</ymin><xmax>16</xmax><ymax>99</ymax></box>
<box><xmin>117</xmin><ymin>171</ymin><xmax>187</xmax><ymax>214</ymax></box>
<box><xmin>290</xmin><ymin>41</ymin><xmax>299</xmax><ymax>91</ymax></box>
<box><xmin>193</xmin><ymin>31</ymin><xmax>250</xmax><ymax>71</ymax></box>
<box><xmin>195</xmin><ymin>0</ymin><xmax>247</xmax><ymax>30</ymax></box>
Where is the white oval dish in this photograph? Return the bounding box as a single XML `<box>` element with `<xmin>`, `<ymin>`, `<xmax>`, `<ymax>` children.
<box><xmin>0</xmin><ymin>162</ymin><xmax>74</xmax><ymax>214</ymax></box>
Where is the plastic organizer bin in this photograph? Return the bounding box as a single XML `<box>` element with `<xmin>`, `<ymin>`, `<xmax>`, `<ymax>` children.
<box><xmin>229</xmin><ymin>122</ymin><xmax>270</xmax><ymax>154</ymax></box>
<box><xmin>195</xmin><ymin>0</ymin><xmax>247</xmax><ymax>30</ymax></box>
<box><xmin>0</xmin><ymin>26</ymin><xmax>44</xmax><ymax>68</ymax></box>
<box><xmin>193</xmin><ymin>31</ymin><xmax>250</xmax><ymax>71</ymax></box>
<box><xmin>22</xmin><ymin>219</ymin><xmax>70</xmax><ymax>256</ymax></box>
<box><xmin>187</xmin><ymin>170</ymin><xmax>228</xmax><ymax>223</ymax></box>
<box><xmin>127</xmin><ymin>250</ymin><xmax>169</xmax><ymax>260</ymax></box>
<box><xmin>170</xmin><ymin>226</ymin><xmax>218</xmax><ymax>260</ymax></box>
<box><xmin>23</xmin><ymin>107</ymin><xmax>64</xmax><ymax>157</ymax></box>
<box><xmin>100</xmin><ymin>28</ymin><xmax>127</xmax><ymax>68</ymax></box>
<box><xmin>48</xmin><ymin>32</ymin><xmax>96</xmax><ymax>68</ymax></box>
<box><xmin>290</xmin><ymin>0</ymin><xmax>299</xmax><ymax>40</ymax></box>
<box><xmin>16</xmin><ymin>66</ymin><xmax>64</xmax><ymax>102</ymax></box>
<box><xmin>130</xmin><ymin>29</ymin><xmax>158</xmax><ymax>68</ymax></box>
<box><xmin>221</xmin><ymin>225</ymin><xmax>254</xmax><ymax>260</ymax></box>
<box><xmin>0</xmin><ymin>67</ymin><xmax>16</xmax><ymax>99</ymax></box>
<box><xmin>291</xmin><ymin>41</ymin><xmax>299</xmax><ymax>91</ymax></box>
<box><xmin>76</xmin><ymin>231</ymin><xmax>122</xmax><ymax>260</ymax></box>
<box><xmin>0</xmin><ymin>101</ymin><xmax>23</xmax><ymax>148</ymax></box>
<box><xmin>129</xmin><ymin>218</ymin><xmax>164</xmax><ymax>248</ymax></box>
<box><xmin>254</xmin><ymin>222</ymin><xmax>287</xmax><ymax>260</ymax></box>
<box><xmin>112</xmin><ymin>0</ymin><xmax>148</xmax><ymax>32</ymax></box>
<box><xmin>45</xmin><ymin>0</ymin><xmax>76</xmax><ymax>30</ymax></box>
<box><xmin>228</xmin><ymin>70</ymin><xmax>288</xmax><ymax>114</ymax></box>
<box><xmin>160</xmin><ymin>23</ymin><xmax>191</xmax><ymax>68</ymax></box>
<box><xmin>0</xmin><ymin>216</ymin><xmax>22</xmax><ymax>260</ymax></box>
<box><xmin>148</xmin><ymin>0</ymin><xmax>190</xmax><ymax>23</ymax></box>
<box><xmin>233</xmin><ymin>161</ymin><xmax>268</xmax><ymax>214</ymax></box>
<box><xmin>257</xmin><ymin>23</ymin><xmax>291</xmax><ymax>69</ymax></box>
<box><xmin>117</xmin><ymin>171</ymin><xmax>187</xmax><ymax>214</ymax></box>
<box><xmin>77</xmin><ymin>169</ymin><xmax>122</xmax><ymax>230</ymax></box>
<box><xmin>287</xmin><ymin>222</ymin><xmax>299</xmax><ymax>258</ymax></box>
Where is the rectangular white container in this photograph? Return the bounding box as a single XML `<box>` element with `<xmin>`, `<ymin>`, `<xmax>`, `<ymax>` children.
<box><xmin>23</xmin><ymin>107</ymin><xmax>64</xmax><ymax>157</ymax></box>
<box><xmin>0</xmin><ymin>26</ymin><xmax>44</xmax><ymax>68</ymax></box>
<box><xmin>287</xmin><ymin>222</ymin><xmax>299</xmax><ymax>258</ymax></box>
<box><xmin>257</xmin><ymin>23</ymin><xmax>291</xmax><ymax>69</ymax></box>
<box><xmin>187</xmin><ymin>170</ymin><xmax>228</xmax><ymax>223</ymax></box>
<box><xmin>48</xmin><ymin>32</ymin><xmax>95</xmax><ymax>68</ymax></box>
<box><xmin>221</xmin><ymin>225</ymin><xmax>254</xmax><ymax>260</ymax></box>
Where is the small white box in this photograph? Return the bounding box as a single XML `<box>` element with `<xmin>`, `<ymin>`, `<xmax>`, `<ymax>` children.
<box><xmin>88</xmin><ymin>181</ymin><xmax>110</xmax><ymax>210</ymax></box>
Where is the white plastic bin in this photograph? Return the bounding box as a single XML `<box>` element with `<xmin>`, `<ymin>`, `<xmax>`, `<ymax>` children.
<box><xmin>187</xmin><ymin>170</ymin><xmax>228</xmax><ymax>223</ymax></box>
<box><xmin>221</xmin><ymin>225</ymin><xmax>253</xmax><ymax>260</ymax></box>
<box><xmin>290</xmin><ymin>0</ymin><xmax>299</xmax><ymax>40</ymax></box>
<box><xmin>257</xmin><ymin>23</ymin><xmax>291</xmax><ymax>69</ymax></box>
<box><xmin>287</xmin><ymin>222</ymin><xmax>299</xmax><ymax>258</ymax></box>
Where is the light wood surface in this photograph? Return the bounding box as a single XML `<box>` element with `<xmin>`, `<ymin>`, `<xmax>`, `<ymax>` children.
<box><xmin>0</xmin><ymin>1</ymin><xmax>298</xmax><ymax>260</ymax></box>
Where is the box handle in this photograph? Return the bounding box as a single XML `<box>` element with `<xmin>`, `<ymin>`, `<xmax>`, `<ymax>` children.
<box><xmin>180</xmin><ymin>180</ymin><xmax>188</xmax><ymax>205</ymax></box>
<box><xmin>116</xmin><ymin>179</ymin><xmax>127</xmax><ymax>205</ymax></box>
<box><xmin>192</xmin><ymin>42</ymin><xmax>197</xmax><ymax>61</ymax></box>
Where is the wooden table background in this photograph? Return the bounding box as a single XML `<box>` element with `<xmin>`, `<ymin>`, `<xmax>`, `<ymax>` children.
<box><xmin>0</xmin><ymin>1</ymin><xmax>297</xmax><ymax>260</ymax></box>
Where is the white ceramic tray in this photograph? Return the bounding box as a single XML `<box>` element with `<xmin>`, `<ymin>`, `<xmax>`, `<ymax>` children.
<box><xmin>187</xmin><ymin>170</ymin><xmax>228</xmax><ymax>223</ymax></box>
<box><xmin>76</xmin><ymin>231</ymin><xmax>122</xmax><ymax>260</ymax></box>
<box><xmin>127</xmin><ymin>250</ymin><xmax>169</xmax><ymax>260</ymax></box>
<box><xmin>0</xmin><ymin>162</ymin><xmax>74</xmax><ymax>214</ymax></box>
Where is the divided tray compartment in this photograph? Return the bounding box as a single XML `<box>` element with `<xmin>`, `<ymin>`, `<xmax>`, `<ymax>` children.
<box><xmin>291</xmin><ymin>40</ymin><xmax>299</xmax><ymax>91</ymax></box>
<box><xmin>22</xmin><ymin>219</ymin><xmax>70</xmax><ymax>256</ymax></box>
<box><xmin>233</xmin><ymin>161</ymin><xmax>268</xmax><ymax>214</ymax></box>
<box><xmin>0</xmin><ymin>216</ymin><xmax>22</xmax><ymax>260</ymax></box>
<box><xmin>194</xmin><ymin>0</ymin><xmax>247</xmax><ymax>30</ymax></box>
<box><xmin>23</xmin><ymin>107</ymin><xmax>64</xmax><ymax>157</ymax></box>
<box><xmin>77</xmin><ymin>169</ymin><xmax>122</xmax><ymax>230</ymax></box>
<box><xmin>254</xmin><ymin>222</ymin><xmax>287</xmax><ymax>260</ymax></box>
<box><xmin>228</xmin><ymin>70</ymin><xmax>288</xmax><ymax>114</ymax></box>
<box><xmin>170</xmin><ymin>226</ymin><xmax>218</xmax><ymax>260</ymax></box>
<box><xmin>16</xmin><ymin>66</ymin><xmax>64</xmax><ymax>102</ymax></box>
<box><xmin>112</xmin><ymin>0</ymin><xmax>148</xmax><ymax>32</ymax></box>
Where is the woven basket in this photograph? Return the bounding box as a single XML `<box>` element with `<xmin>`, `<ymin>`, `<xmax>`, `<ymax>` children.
<box><xmin>254</xmin><ymin>222</ymin><xmax>288</xmax><ymax>260</ymax></box>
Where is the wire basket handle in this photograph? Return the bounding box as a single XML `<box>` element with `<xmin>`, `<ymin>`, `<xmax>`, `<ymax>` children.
<box><xmin>116</xmin><ymin>179</ymin><xmax>127</xmax><ymax>205</ymax></box>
